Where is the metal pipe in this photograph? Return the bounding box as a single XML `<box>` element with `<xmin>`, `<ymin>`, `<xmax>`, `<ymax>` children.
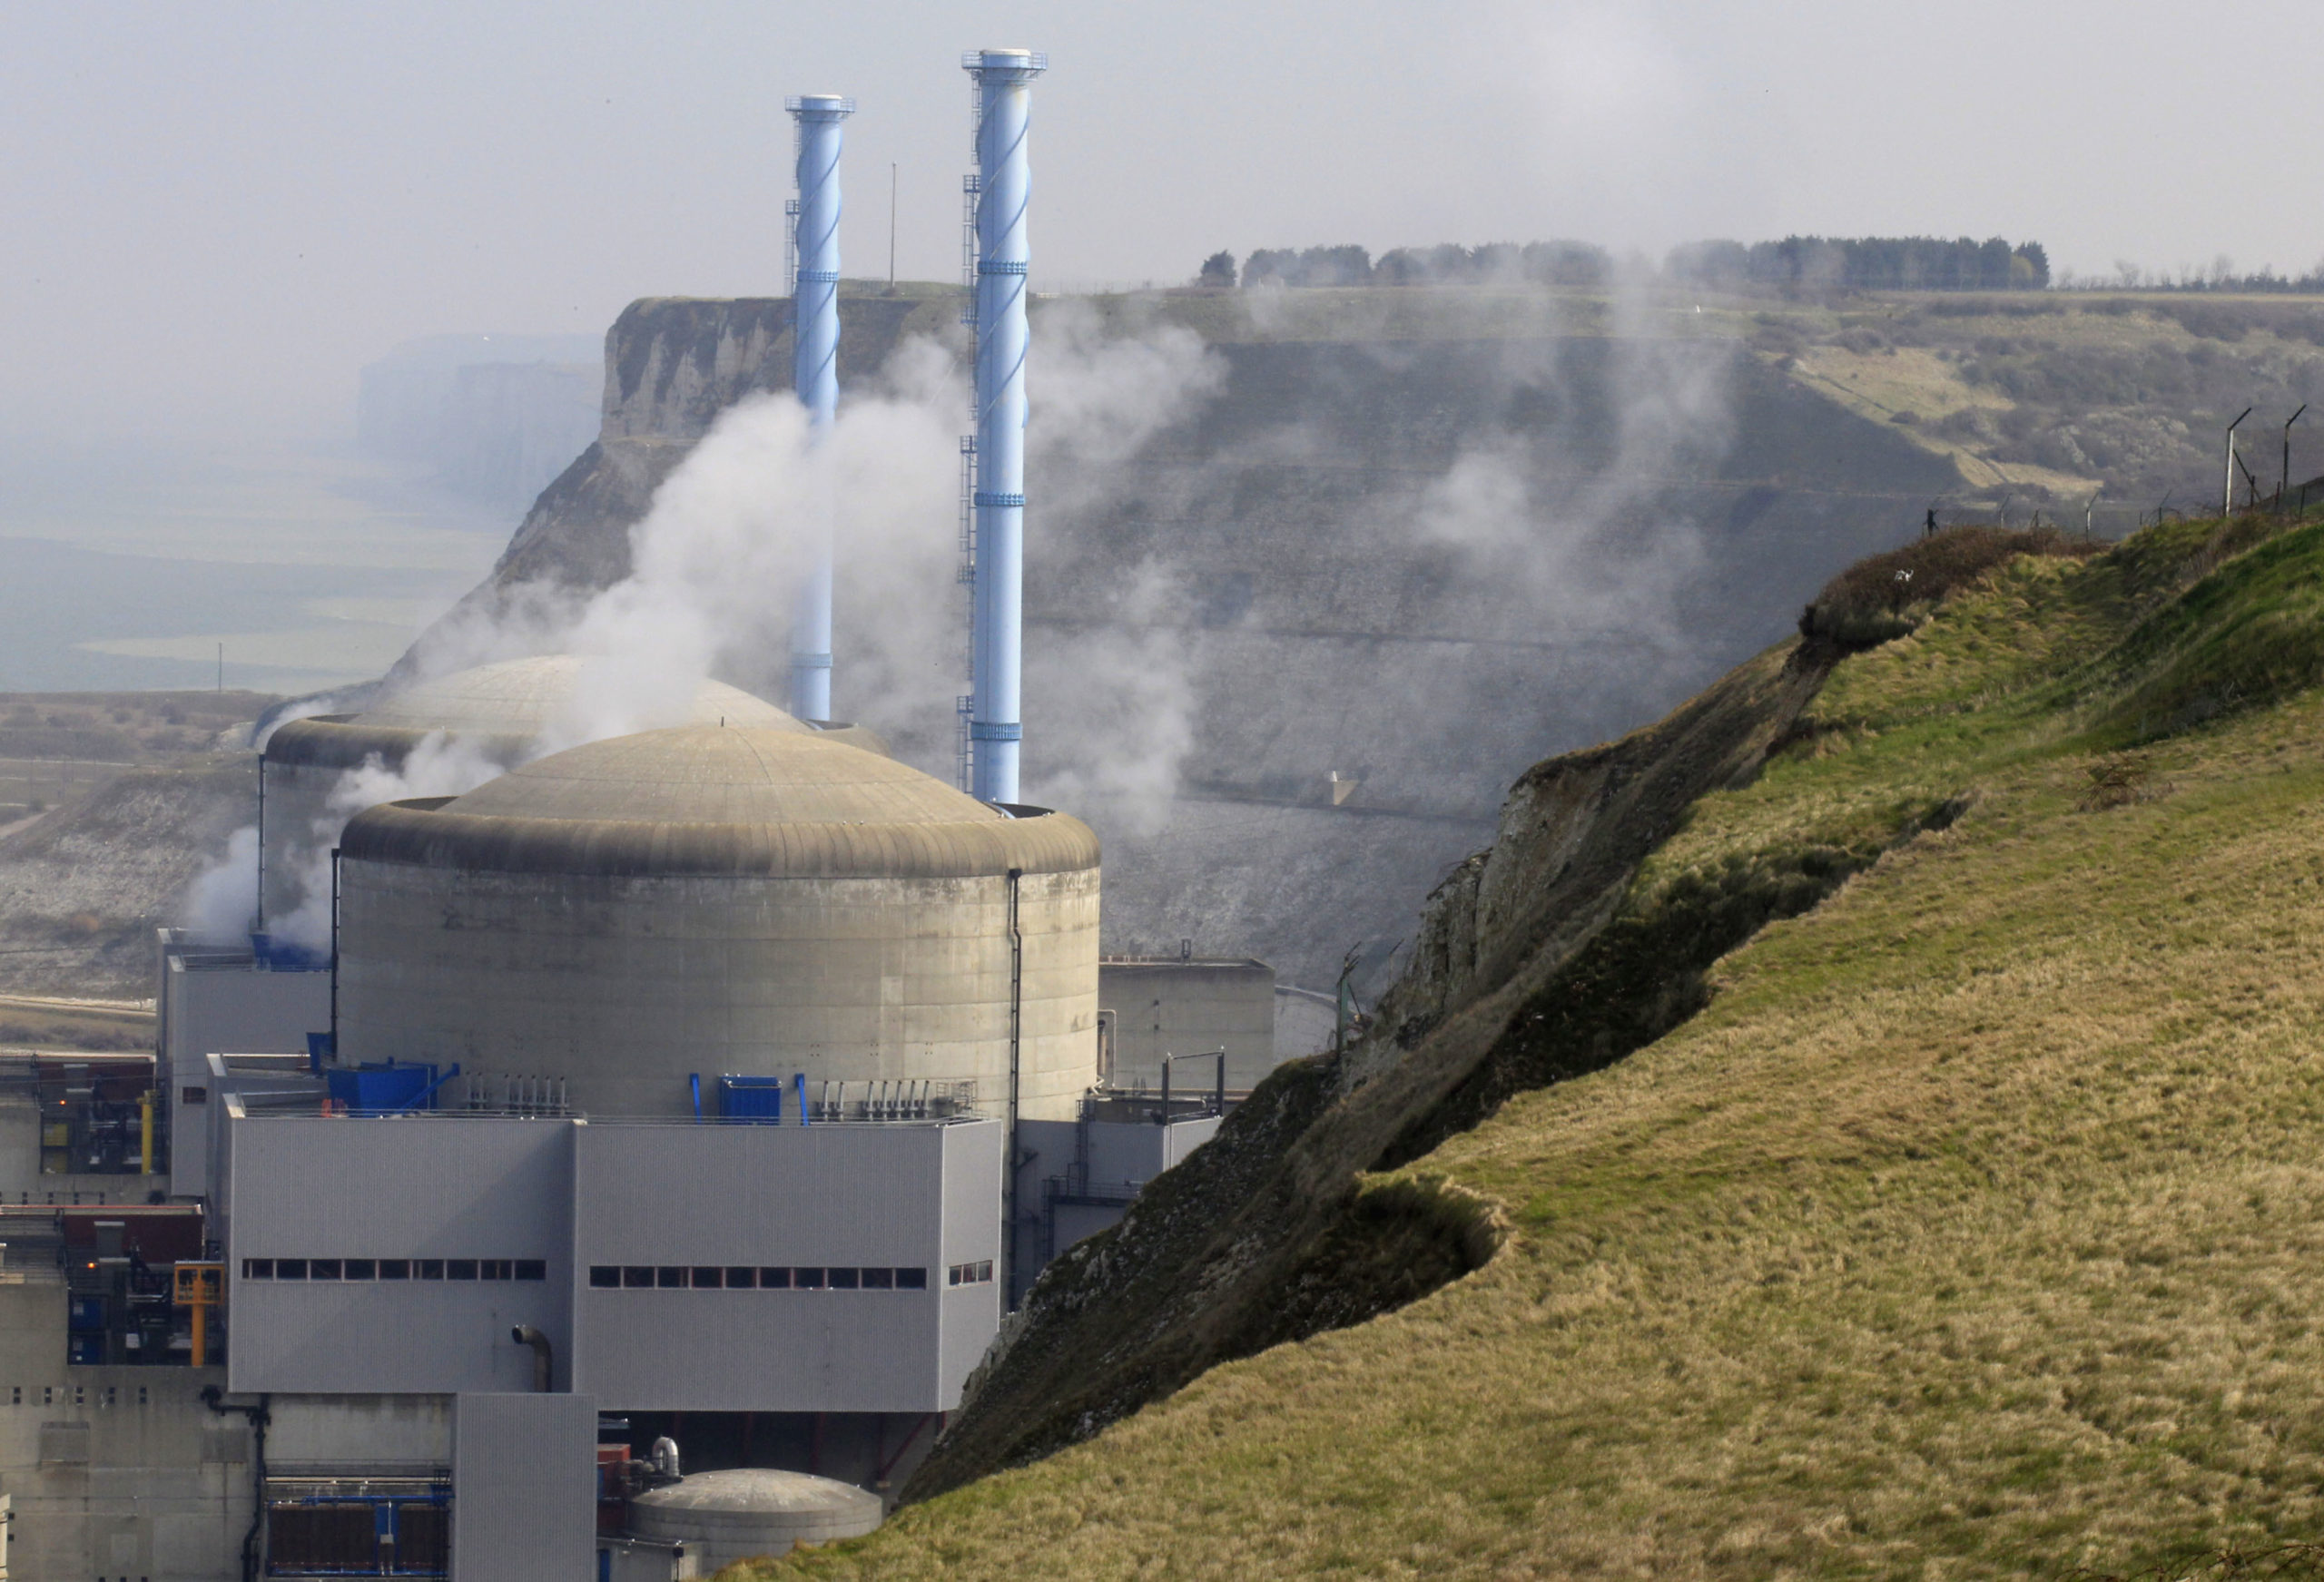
<box><xmin>140</xmin><ymin>1091</ymin><xmax>153</xmax><ymax>1175</ymax></box>
<box><xmin>328</xmin><ymin>848</ymin><xmax>340</xmax><ymax>1058</ymax></box>
<box><xmin>964</xmin><ymin>49</ymin><xmax>1048</xmax><ymax>804</ymax></box>
<box><xmin>202</xmin><ymin>1387</ymin><xmax>271</xmax><ymax>1582</ymax></box>
<box><xmin>786</xmin><ymin>93</ymin><xmax>856</xmax><ymax>723</ymax></box>
<box><xmin>1003</xmin><ymin>866</ymin><xmax>1023</xmax><ymax>1306</ymax></box>
<box><xmin>2285</xmin><ymin>405</ymin><xmax>2309</xmax><ymax>512</ymax></box>
<box><xmin>2225</xmin><ymin>407</ymin><xmax>2253</xmax><ymax>516</ymax></box>
<box><xmin>253</xmin><ymin>757</ymin><xmax>264</xmax><ymax>933</ymax></box>
<box><xmin>511</xmin><ymin>1324</ymin><xmax>552</xmax><ymax>1392</ymax></box>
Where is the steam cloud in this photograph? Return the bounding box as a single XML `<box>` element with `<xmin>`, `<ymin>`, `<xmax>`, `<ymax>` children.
<box><xmin>184</xmin><ymin>319</ymin><xmax>1228</xmax><ymax>945</ymax></box>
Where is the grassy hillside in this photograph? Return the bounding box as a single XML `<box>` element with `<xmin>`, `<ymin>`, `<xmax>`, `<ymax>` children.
<box><xmin>737</xmin><ymin>506</ymin><xmax>2324</xmax><ymax>1579</ymax></box>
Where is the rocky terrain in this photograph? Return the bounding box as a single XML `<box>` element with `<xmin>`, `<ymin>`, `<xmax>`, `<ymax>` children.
<box><xmin>0</xmin><ymin>691</ymin><xmax>272</xmax><ymax>998</ymax></box>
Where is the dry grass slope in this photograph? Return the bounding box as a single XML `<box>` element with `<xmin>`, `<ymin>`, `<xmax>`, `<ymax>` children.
<box><xmin>744</xmin><ymin>510</ymin><xmax>2324</xmax><ymax>1579</ymax></box>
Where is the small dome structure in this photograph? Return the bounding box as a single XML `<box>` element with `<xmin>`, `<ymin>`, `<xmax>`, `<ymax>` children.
<box><xmin>335</xmin><ymin>725</ymin><xmax>1101</xmax><ymax>1120</ymax></box>
<box><xmin>255</xmin><ymin>656</ymin><xmax>806</xmax><ymax>929</ymax></box>
<box><xmin>627</xmin><ymin>1468</ymin><xmax>882</xmax><ymax>1565</ymax></box>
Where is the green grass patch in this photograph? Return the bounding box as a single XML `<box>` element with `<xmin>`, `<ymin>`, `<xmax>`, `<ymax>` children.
<box><xmin>746</xmin><ymin>510</ymin><xmax>2324</xmax><ymax>1579</ymax></box>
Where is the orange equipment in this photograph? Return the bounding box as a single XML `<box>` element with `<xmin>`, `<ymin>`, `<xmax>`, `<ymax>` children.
<box><xmin>173</xmin><ymin>1262</ymin><xmax>223</xmax><ymax>1367</ymax></box>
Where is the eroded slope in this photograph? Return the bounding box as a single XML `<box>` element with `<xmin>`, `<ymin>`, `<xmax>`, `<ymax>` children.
<box><xmin>760</xmin><ymin>512</ymin><xmax>2324</xmax><ymax>1578</ymax></box>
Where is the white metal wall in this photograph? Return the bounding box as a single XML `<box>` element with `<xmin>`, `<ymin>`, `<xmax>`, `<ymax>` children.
<box><xmin>225</xmin><ymin>1117</ymin><xmax>573</xmax><ymax>1396</ymax></box>
<box><xmin>450</xmin><ymin>1392</ymin><xmax>596</xmax><ymax>1582</ymax></box>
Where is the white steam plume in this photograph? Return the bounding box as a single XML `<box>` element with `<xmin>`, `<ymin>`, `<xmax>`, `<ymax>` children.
<box><xmin>262</xmin><ymin>731</ymin><xmax>523</xmax><ymax>952</ymax></box>
<box><xmin>1019</xmin><ymin>560</ymin><xmax>1197</xmax><ymax>836</ymax></box>
<box><xmin>183</xmin><ymin>320</ymin><xmax>1228</xmax><ymax>942</ymax></box>
<box><xmin>183</xmin><ymin>826</ymin><xmax>261</xmax><ymax>942</ymax></box>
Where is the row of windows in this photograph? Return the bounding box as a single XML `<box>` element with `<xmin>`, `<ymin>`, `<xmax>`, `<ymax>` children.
<box><xmin>241</xmin><ymin>1258</ymin><xmax>547</xmax><ymax>1282</ymax></box>
<box><xmin>586</xmin><ymin>1264</ymin><xmax>929</xmax><ymax>1291</ymax></box>
<box><xmin>237</xmin><ymin>1257</ymin><xmax>992</xmax><ymax>1290</ymax></box>
<box><xmin>8</xmin><ymin>1384</ymin><xmax>151</xmax><ymax>1407</ymax></box>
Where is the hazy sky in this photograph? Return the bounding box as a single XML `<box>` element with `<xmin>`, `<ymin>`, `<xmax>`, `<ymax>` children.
<box><xmin>5</xmin><ymin>0</ymin><xmax>2320</xmax><ymax>447</ymax></box>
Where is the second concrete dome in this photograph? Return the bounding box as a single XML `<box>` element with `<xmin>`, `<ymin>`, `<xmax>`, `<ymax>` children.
<box><xmin>335</xmin><ymin>724</ymin><xmax>1101</xmax><ymax>1121</ymax></box>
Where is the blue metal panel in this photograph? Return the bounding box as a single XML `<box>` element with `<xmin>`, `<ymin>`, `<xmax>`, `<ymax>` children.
<box><xmin>325</xmin><ymin>1062</ymin><xmax>438</xmax><ymax>1113</ymax></box>
<box><xmin>718</xmin><ymin>1074</ymin><xmax>785</xmax><ymax>1123</ymax></box>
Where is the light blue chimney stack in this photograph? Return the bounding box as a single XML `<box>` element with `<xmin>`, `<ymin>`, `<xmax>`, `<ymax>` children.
<box><xmin>962</xmin><ymin>49</ymin><xmax>1045</xmax><ymax>804</ymax></box>
<box><xmin>785</xmin><ymin>93</ymin><xmax>854</xmax><ymax>722</ymax></box>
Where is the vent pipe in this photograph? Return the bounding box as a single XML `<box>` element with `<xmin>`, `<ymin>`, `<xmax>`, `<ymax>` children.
<box><xmin>963</xmin><ymin>49</ymin><xmax>1046</xmax><ymax>803</ymax></box>
<box><xmin>510</xmin><ymin>1324</ymin><xmax>552</xmax><ymax>1392</ymax></box>
<box><xmin>786</xmin><ymin>93</ymin><xmax>856</xmax><ymax>723</ymax></box>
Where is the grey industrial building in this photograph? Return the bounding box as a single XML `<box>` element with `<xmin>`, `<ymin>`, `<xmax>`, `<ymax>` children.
<box><xmin>0</xmin><ymin>45</ymin><xmax>1312</xmax><ymax>1577</ymax></box>
<box><xmin>0</xmin><ymin>663</ymin><xmax>1285</xmax><ymax>1579</ymax></box>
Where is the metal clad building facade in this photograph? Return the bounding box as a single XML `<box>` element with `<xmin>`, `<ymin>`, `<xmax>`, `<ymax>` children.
<box><xmin>573</xmin><ymin>1121</ymin><xmax>1001</xmax><ymax>1411</ymax></box>
<box><xmin>449</xmin><ymin>1392</ymin><xmax>598</xmax><ymax>1582</ymax></box>
<box><xmin>221</xmin><ymin>1111</ymin><xmax>1002</xmax><ymax>1412</ymax></box>
<box><xmin>224</xmin><ymin>1117</ymin><xmax>573</xmax><ymax>1396</ymax></box>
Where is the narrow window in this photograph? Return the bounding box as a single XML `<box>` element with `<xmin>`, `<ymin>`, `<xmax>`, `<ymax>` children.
<box><xmin>758</xmin><ymin>1267</ymin><xmax>791</xmax><ymax>1289</ymax></box>
<box><xmin>793</xmin><ymin>1266</ymin><xmax>826</xmax><ymax>1290</ymax></box>
<box><xmin>948</xmin><ymin>1264</ymin><xmax>963</xmax><ymax>1286</ymax></box>
<box><xmin>829</xmin><ymin>1267</ymin><xmax>861</xmax><ymax>1290</ymax></box>
<box><xmin>622</xmin><ymin>1267</ymin><xmax>653</xmax><ymax>1289</ymax></box>
<box><xmin>479</xmin><ymin>1260</ymin><xmax>505</xmax><ymax>1282</ymax></box>
<box><xmin>515</xmin><ymin>1260</ymin><xmax>547</xmax><ymax>1282</ymax></box>
<box><xmin>655</xmin><ymin>1267</ymin><xmax>684</xmax><ymax>1289</ymax></box>
<box><xmin>861</xmin><ymin>1267</ymin><xmax>893</xmax><ymax>1290</ymax></box>
<box><xmin>241</xmin><ymin>1259</ymin><xmax>273</xmax><ymax>1280</ymax></box>
<box><xmin>589</xmin><ymin>1267</ymin><xmax>620</xmax><ymax>1289</ymax></box>
<box><xmin>103</xmin><ymin>1386</ymin><xmax>116</xmax><ymax>1407</ymax></box>
<box><xmin>690</xmin><ymin>1267</ymin><xmax>723</xmax><ymax>1289</ymax></box>
<box><xmin>180</xmin><ymin>1086</ymin><xmax>206</xmax><ymax>1105</ymax></box>
<box><xmin>418</xmin><ymin>1259</ymin><xmax>445</xmax><ymax>1280</ymax></box>
<box><xmin>275</xmin><ymin>1260</ymin><xmax>307</xmax><ymax>1281</ymax></box>
<box><xmin>896</xmin><ymin>1267</ymin><xmax>928</xmax><ymax>1291</ymax></box>
<box><xmin>976</xmin><ymin>1261</ymin><xmax>993</xmax><ymax>1283</ymax></box>
<box><xmin>446</xmin><ymin>1260</ymin><xmax>477</xmax><ymax>1281</ymax></box>
<box><xmin>725</xmin><ymin>1267</ymin><xmax>757</xmax><ymax>1289</ymax></box>
<box><xmin>310</xmin><ymin>1259</ymin><xmax>342</xmax><ymax>1280</ymax></box>
<box><xmin>343</xmin><ymin>1260</ymin><xmax>376</xmax><ymax>1281</ymax></box>
<box><xmin>136</xmin><ymin>1386</ymin><xmax>148</xmax><ymax>1405</ymax></box>
<box><xmin>379</xmin><ymin>1261</ymin><xmax>410</xmax><ymax>1281</ymax></box>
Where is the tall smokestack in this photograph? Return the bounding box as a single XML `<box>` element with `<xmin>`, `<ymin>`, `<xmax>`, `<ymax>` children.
<box><xmin>963</xmin><ymin>49</ymin><xmax>1046</xmax><ymax>804</ymax></box>
<box><xmin>786</xmin><ymin>93</ymin><xmax>855</xmax><ymax>723</ymax></box>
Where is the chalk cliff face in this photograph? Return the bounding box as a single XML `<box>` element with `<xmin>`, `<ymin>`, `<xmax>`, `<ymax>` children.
<box><xmin>400</xmin><ymin>290</ymin><xmax>1956</xmax><ymax>991</ymax></box>
<box><xmin>468</xmin><ymin>295</ymin><xmax>948</xmax><ymax>598</ymax></box>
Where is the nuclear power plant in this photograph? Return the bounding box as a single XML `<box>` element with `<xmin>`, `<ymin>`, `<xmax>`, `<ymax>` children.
<box><xmin>0</xmin><ymin>49</ymin><xmax>1289</xmax><ymax>1581</ymax></box>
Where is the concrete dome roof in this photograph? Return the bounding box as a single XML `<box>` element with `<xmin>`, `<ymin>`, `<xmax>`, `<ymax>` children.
<box><xmin>265</xmin><ymin>655</ymin><xmax>809</xmax><ymax>771</ymax></box>
<box><xmin>628</xmin><ymin>1467</ymin><xmax>882</xmax><ymax>1518</ymax></box>
<box><xmin>339</xmin><ymin>724</ymin><xmax>1099</xmax><ymax>879</ymax></box>
<box><xmin>359</xmin><ymin>654</ymin><xmax>800</xmax><ymax>736</ymax></box>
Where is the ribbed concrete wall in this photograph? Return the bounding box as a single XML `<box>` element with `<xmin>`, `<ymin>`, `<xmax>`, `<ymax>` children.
<box><xmin>337</xmin><ymin>863</ymin><xmax>1098</xmax><ymax>1120</ymax></box>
